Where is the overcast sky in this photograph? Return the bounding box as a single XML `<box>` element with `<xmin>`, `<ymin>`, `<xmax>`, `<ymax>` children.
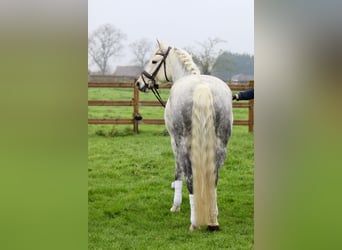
<box><xmin>88</xmin><ymin>0</ymin><xmax>254</xmax><ymax>70</ymax></box>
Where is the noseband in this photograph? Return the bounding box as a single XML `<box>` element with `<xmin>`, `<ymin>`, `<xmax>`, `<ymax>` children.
<box><xmin>140</xmin><ymin>46</ymin><xmax>172</xmax><ymax>107</ymax></box>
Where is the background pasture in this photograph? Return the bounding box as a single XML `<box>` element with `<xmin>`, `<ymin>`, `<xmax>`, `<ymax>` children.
<box><xmin>88</xmin><ymin>88</ymin><xmax>254</xmax><ymax>249</ymax></box>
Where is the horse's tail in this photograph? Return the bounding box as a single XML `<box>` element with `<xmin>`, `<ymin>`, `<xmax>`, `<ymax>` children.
<box><xmin>190</xmin><ymin>84</ymin><xmax>216</xmax><ymax>226</ymax></box>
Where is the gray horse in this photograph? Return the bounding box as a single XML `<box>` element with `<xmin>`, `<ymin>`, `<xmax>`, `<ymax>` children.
<box><xmin>136</xmin><ymin>41</ymin><xmax>233</xmax><ymax>231</ymax></box>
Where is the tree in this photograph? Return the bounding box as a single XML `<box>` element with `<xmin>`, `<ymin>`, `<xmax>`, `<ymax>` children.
<box><xmin>211</xmin><ymin>52</ymin><xmax>237</xmax><ymax>80</ymax></box>
<box><xmin>211</xmin><ymin>52</ymin><xmax>254</xmax><ymax>81</ymax></box>
<box><xmin>88</xmin><ymin>24</ymin><xmax>126</xmax><ymax>74</ymax></box>
<box><xmin>185</xmin><ymin>37</ymin><xmax>226</xmax><ymax>75</ymax></box>
<box><xmin>129</xmin><ymin>38</ymin><xmax>153</xmax><ymax>69</ymax></box>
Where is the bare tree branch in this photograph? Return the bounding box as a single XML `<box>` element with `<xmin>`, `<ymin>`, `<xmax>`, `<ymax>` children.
<box><xmin>88</xmin><ymin>24</ymin><xmax>126</xmax><ymax>74</ymax></box>
<box><xmin>185</xmin><ymin>37</ymin><xmax>226</xmax><ymax>75</ymax></box>
<box><xmin>129</xmin><ymin>38</ymin><xmax>153</xmax><ymax>69</ymax></box>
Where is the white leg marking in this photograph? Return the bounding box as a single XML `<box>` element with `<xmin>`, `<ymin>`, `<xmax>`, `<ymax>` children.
<box><xmin>170</xmin><ymin>180</ymin><xmax>182</xmax><ymax>212</ymax></box>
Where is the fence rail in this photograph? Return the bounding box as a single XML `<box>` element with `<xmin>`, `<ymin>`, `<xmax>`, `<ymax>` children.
<box><xmin>88</xmin><ymin>76</ymin><xmax>254</xmax><ymax>133</ymax></box>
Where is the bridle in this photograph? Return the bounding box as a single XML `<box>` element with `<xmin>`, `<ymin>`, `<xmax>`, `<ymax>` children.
<box><xmin>140</xmin><ymin>46</ymin><xmax>172</xmax><ymax>107</ymax></box>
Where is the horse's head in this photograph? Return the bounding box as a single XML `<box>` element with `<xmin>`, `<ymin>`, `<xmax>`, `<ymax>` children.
<box><xmin>136</xmin><ymin>40</ymin><xmax>172</xmax><ymax>92</ymax></box>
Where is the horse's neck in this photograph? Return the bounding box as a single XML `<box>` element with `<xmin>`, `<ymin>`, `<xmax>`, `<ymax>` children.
<box><xmin>169</xmin><ymin>50</ymin><xmax>199</xmax><ymax>82</ymax></box>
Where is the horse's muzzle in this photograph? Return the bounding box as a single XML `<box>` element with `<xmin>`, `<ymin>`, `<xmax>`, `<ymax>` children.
<box><xmin>136</xmin><ymin>80</ymin><xmax>149</xmax><ymax>92</ymax></box>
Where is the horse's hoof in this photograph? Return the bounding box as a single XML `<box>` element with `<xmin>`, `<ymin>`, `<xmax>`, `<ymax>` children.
<box><xmin>189</xmin><ymin>224</ymin><xmax>199</xmax><ymax>231</ymax></box>
<box><xmin>170</xmin><ymin>205</ymin><xmax>180</xmax><ymax>212</ymax></box>
<box><xmin>207</xmin><ymin>225</ymin><xmax>220</xmax><ymax>231</ymax></box>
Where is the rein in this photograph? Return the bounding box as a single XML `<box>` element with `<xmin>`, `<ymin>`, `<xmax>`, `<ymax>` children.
<box><xmin>140</xmin><ymin>46</ymin><xmax>172</xmax><ymax>108</ymax></box>
<box><xmin>151</xmin><ymin>87</ymin><xmax>165</xmax><ymax>108</ymax></box>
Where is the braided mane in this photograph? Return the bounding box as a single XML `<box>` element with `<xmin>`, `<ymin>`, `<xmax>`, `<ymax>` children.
<box><xmin>174</xmin><ymin>48</ymin><xmax>200</xmax><ymax>75</ymax></box>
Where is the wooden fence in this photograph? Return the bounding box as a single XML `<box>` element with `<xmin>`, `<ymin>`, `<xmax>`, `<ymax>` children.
<box><xmin>88</xmin><ymin>76</ymin><xmax>254</xmax><ymax>133</ymax></box>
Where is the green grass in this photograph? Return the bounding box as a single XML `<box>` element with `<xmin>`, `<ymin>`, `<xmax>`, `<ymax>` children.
<box><xmin>88</xmin><ymin>88</ymin><xmax>254</xmax><ymax>249</ymax></box>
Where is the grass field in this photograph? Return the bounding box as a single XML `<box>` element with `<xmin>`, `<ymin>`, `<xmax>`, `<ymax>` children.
<box><xmin>88</xmin><ymin>88</ymin><xmax>254</xmax><ymax>249</ymax></box>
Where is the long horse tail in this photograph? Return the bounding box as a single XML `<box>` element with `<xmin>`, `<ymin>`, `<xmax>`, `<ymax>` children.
<box><xmin>190</xmin><ymin>84</ymin><xmax>216</xmax><ymax>226</ymax></box>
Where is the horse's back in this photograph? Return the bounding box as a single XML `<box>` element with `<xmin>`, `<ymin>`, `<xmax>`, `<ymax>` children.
<box><xmin>171</xmin><ymin>74</ymin><xmax>231</xmax><ymax>106</ymax></box>
<box><xmin>165</xmin><ymin>75</ymin><xmax>233</xmax><ymax>139</ymax></box>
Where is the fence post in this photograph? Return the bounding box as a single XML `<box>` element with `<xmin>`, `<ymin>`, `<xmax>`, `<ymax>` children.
<box><xmin>133</xmin><ymin>80</ymin><xmax>139</xmax><ymax>134</ymax></box>
<box><xmin>248</xmin><ymin>80</ymin><xmax>254</xmax><ymax>133</ymax></box>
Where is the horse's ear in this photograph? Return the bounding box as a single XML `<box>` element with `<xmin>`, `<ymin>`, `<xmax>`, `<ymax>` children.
<box><xmin>157</xmin><ymin>39</ymin><xmax>168</xmax><ymax>51</ymax></box>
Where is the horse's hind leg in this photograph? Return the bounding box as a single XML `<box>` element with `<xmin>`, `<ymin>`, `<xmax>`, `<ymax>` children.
<box><xmin>207</xmin><ymin>168</ymin><xmax>220</xmax><ymax>231</ymax></box>
<box><xmin>183</xmin><ymin>163</ymin><xmax>200</xmax><ymax>231</ymax></box>
<box><xmin>189</xmin><ymin>194</ymin><xmax>201</xmax><ymax>231</ymax></box>
<box><xmin>170</xmin><ymin>137</ymin><xmax>184</xmax><ymax>212</ymax></box>
<box><xmin>207</xmin><ymin>188</ymin><xmax>219</xmax><ymax>231</ymax></box>
<box><xmin>207</xmin><ymin>142</ymin><xmax>228</xmax><ymax>230</ymax></box>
